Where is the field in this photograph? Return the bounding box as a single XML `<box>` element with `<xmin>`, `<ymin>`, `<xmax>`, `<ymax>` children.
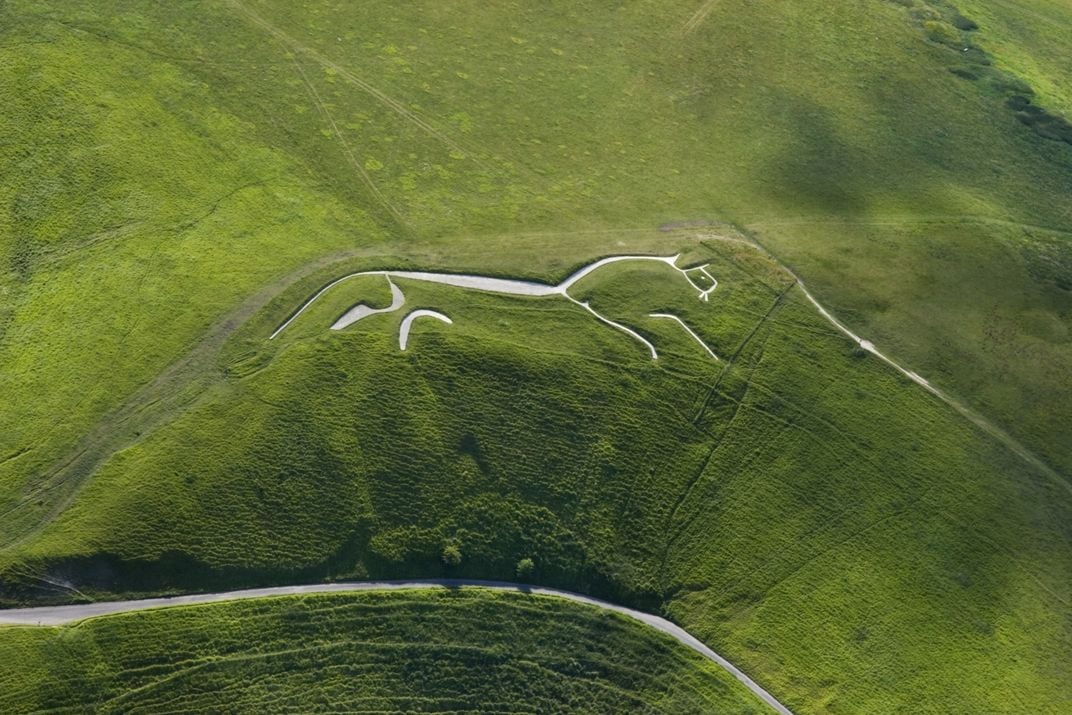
<box><xmin>0</xmin><ymin>588</ymin><xmax>770</xmax><ymax>713</ymax></box>
<box><xmin>4</xmin><ymin>240</ymin><xmax>1069</xmax><ymax>712</ymax></box>
<box><xmin>1</xmin><ymin>0</ymin><xmax>1070</xmax><ymax>713</ymax></box>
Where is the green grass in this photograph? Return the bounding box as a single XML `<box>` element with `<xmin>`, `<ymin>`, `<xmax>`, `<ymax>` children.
<box><xmin>0</xmin><ymin>588</ymin><xmax>770</xmax><ymax>713</ymax></box>
<box><xmin>2</xmin><ymin>0</ymin><xmax>1072</xmax><ymax>495</ymax></box>
<box><xmin>749</xmin><ymin>218</ymin><xmax>1072</xmax><ymax>476</ymax></box>
<box><xmin>1</xmin><ymin>0</ymin><xmax>1071</xmax><ymax>713</ymax></box>
<box><xmin>954</xmin><ymin>0</ymin><xmax>1072</xmax><ymax>116</ymax></box>
<box><xmin>0</xmin><ymin>10</ymin><xmax>386</xmax><ymax>537</ymax></box>
<box><xmin>5</xmin><ymin>241</ymin><xmax>1069</xmax><ymax>713</ymax></box>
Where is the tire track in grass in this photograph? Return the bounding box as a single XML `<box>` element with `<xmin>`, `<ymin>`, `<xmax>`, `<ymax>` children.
<box><xmin>715</xmin><ymin>488</ymin><xmax>938</xmax><ymax>607</ymax></box>
<box><xmin>660</xmin><ymin>329</ymin><xmax>773</xmax><ymax>573</ymax></box>
<box><xmin>739</xmin><ymin>376</ymin><xmax>887</xmax><ymax>477</ymax></box>
<box><xmin>658</xmin><ymin>327</ymin><xmax>782</xmax><ymax>588</ymax></box>
<box><xmin>672</xmin><ymin>395</ymin><xmax>886</xmax><ymax>602</ymax></box>
<box><xmin>288</xmin><ymin>56</ymin><xmax>408</xmax><ymax>228</ymax></box>
<box><xmin>680</xmin><ymin>0</ymin><xmax>722</xmax><ymax>35</ymax></box>
<box><xmin>224</xmin><ymin>0</ymin><xmax>485</xmax><ymax>167</ymax></box>
<box><xmin>669</xmin><ymin>419</ymin><xmax>841</xmax><ymax>599</ymax></box>
<box><xmin>691</xmin><ymin>281</ymin><xmax>796</xmax><ymax>425</ymax></box>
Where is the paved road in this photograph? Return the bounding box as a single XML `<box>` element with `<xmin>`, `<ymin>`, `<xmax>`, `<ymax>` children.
<box><xmin>0</xmin><ymin>579</ymin><xmax>794</xmax><ymax>715</ymax></box>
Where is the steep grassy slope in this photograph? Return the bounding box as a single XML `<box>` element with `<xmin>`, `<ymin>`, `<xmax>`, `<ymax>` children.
<box><xmin>5</xmin><ymin>241</ymin><xmax>1069</xmax><ymax>713</ymax></box>
<box><xmin>0</xmin><ymin>589</ymin><xmax>770</xmax><ymax>713</ymax></box>
<box><xmin>956</xmin><ymin>0</ymin><xmax>1072</xmax><ymax>115</ymax></box>
<box><xmin>747</xmin><ymin>0</ymin><xmax>1072</xmax><ymax>475</ymax></box>
<box><xmin>0</xmin><ymin>0</ymin><xmax>1070</xmax><ymax>713</ymax></box>
<box><xmin>0</xmin><ymin>6</ymin><xmax>387</xmax><ymax>540</ymax></box>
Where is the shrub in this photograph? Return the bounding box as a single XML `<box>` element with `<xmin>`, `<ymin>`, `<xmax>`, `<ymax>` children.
<box><xmin>990</xmin><ymin>73</ymin><xmax>1034</xmax><ymax>96</ymax></box>
<box><xmin>441</xmin><ymin>544</ymin><xmax>462</xmax><ymax>567</ymax></box>
<box><xmin>1006</xmin><ymin>95</ymin><xmax>1032</xmax><ymax>112</ymax></box>
<box><xmin>923</xmin><ymin>20</ymin><xmax>960</xmax><ymax>48</ymax></box>
<box><xmin>951</xmin><ymin>13</ymin><xmax>978</xmax><ymax>31</ymax></box>
<box><xmin>516</xmin><ymin>558</ymin><xmax>535</xmax><ymax>580</ymax></box>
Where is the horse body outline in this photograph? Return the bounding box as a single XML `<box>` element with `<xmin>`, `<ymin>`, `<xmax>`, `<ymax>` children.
<box><xmin>271</xmin><ymin>254</ymin><xmax>719</xmax><ymax>359</ymax></box>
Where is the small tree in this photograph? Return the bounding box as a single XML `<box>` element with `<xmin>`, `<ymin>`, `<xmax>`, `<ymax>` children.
<box><xmin>441</xmin><ymin>544</ymin><xmax>462</xmax><ymax>567</ymax></box>
<box><xmin>515</xmin><ymin>557</ymin><xmax>535</xmax><ymax>580</ymax></box>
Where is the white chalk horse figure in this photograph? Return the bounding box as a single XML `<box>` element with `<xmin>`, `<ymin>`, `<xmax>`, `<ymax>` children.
<box><xmin>272</xmin><ymin>254</ymin><xmax>720</xmax><ymax>360</ymax></box>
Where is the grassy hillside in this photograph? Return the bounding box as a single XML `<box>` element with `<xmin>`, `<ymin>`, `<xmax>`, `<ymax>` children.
<box><xmin>748</xmin><ymin>0</ymin><xmax>1072</xmax><ymax>475</ymax></box>
<box><xmin>0</xmin><ymin>0</ymin><xmax>1070</xmax><ymax>713</ymax></box>
<box><xmin>0</xmin><ymin>588</ymin><xmax>770</xmax><ymax>713</ymax></box>
<box><xmin>956</xmin><ymin>0</ymin><xmax>1072</xmax><ymax>116</ymax></box>
<box><xmin>1</xmin><ymin>0</ymin><xmax>1071</xmax><ymax>499</ymax></box>
<box><xmin>4</xmin><ymin>240</ymin><xmax>1069</xmax><ymax>713</ymax></box>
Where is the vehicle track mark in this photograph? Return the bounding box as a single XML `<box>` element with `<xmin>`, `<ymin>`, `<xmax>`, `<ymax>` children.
<box><xmin>680</xmin><ymin>0</ymin><xmax>722</xmax><ymax>35</ymax></box>
<box><xmin>224</xmin><ymin>0</ymin><xmax>483</xmax><ymax>165</ymax></box>
<box><xmin>288</xmin><ymin>56</ymin><xmax>407</xmax><ymax>226</ymax></box>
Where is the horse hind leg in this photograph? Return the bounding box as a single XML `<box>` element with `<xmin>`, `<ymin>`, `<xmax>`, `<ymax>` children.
<box><xmin>331</xmin><ymin>276</ymin><xmax>406</xmax><ymax>330</ymax></box>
